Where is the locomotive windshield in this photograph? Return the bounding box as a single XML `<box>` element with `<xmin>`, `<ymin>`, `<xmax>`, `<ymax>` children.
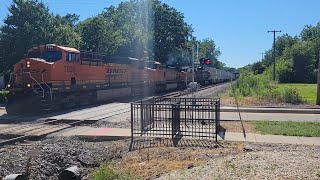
<box><xmin>27</xmin><ymin>50</ymin><xmax>62</xmax><ymax>62</ymax></box>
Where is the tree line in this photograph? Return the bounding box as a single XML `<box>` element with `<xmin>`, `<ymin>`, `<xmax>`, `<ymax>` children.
<box><xmin>245</xmin><ymin>23</ymin><xmax>320</xmax><ymax>83</ymax></box>
<box><xmin>0</xmin><ymin>0</ymin><xmax>233</xmax><ymax>74</ymax></box>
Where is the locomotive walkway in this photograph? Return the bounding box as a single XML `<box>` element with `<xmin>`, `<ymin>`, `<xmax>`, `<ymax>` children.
<box><xmin>50</xmin><ymin>126</ymin><xmax>320</xmax><ymax>146</ymax></box>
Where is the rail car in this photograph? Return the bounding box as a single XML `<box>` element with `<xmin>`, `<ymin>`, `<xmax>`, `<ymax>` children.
<box><xmin>5</xmin><ymin>44</ymin><xmax>233</xmax><ymax>114</ymax></box>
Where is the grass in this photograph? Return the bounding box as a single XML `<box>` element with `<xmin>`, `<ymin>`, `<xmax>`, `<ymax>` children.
<box><xmin>250</xmin><ymin>121</ymin><xmax>320</xmax><ymax>137</ymax></box>
<box><xmin>91</xmin><ymin>163</ymin><xmax>132</xmax><ymax>180</ymax></box>
<box><xmin>0</xmin><ymin>91</ymin><xmax>8</xmax><ymax>104</ymax></box>
<box><xmin>276</xmin><ymin>83</ymin><xmax>316</xmax><ymax>104</ymax></box>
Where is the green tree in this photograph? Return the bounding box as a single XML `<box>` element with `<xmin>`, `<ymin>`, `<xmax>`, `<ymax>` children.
<box><xmin>301</xmin><ymin>23</ymin><xmax>320</xmax><ymax>41</ymax></box>
<box><xmin>78</xmin><ymin>15</ymin><xmax>125</xmax><ymax>54</ymax></box>
<box><xmin>153</xmin><ymin>0</ymin><xmax>192</xmax><ymax>63</ymax></box>
<box><xmin>290</xmin><ymin>42</ymin><xmax>316</xmax><ymax>83</ymax></box>
<box><xmin>251</xmin><ymin>61</ymin><xmax>265</xmax><ymax>75</ymax></box>
<box><xmin>101</xmin><ymin>0</ymin><xmax>192</xmax><ymax>63</ymax></box>
<box><xmin>0</xmin><ymin>0</ymin><xmax>54</xmax><ymax>72</ymax></box>
<box><xmin>0</xmin><ymin>0</ymin><xmax>82</xmax><ymax>73</ymax></box>
<box><xmin>198</xmin><ymin>38</ymin><xmax>223</xmax><ymax>69</ymax></box>
<box><xmin>263</xmin><ymin>34</ymin><xmax>298</xmax><ymax>67</ymax></box>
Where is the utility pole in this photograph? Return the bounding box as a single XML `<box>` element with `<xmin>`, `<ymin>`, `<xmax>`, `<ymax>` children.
<box><xmin>192</xmin><ymin>44</ymin><xmax>195</xmax><ymax>84</ymax></box>
<box><xmin>260</xmin><ymin>52</ymin><xmax>264</xmax><ymax>61</ymax></box>
<box><xmin>267</xmin><ymin>30</ymin><xmax>281</xmax><ymax>81</ymax></box>
<box><xmin>196</xmin><ymin>42</ymin><xmax>199</xmax><ymax>62</ymax></box>
<box><xmin>317</xmin><ymin>50</ymin><xmax>320</xmax><ymax>105</ymax></box>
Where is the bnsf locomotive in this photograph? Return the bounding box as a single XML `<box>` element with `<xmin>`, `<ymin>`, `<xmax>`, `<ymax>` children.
<box><xmin>5</xmin><ymin>44</ymin><xmax>233</xmax><ymax>114</ymax></box>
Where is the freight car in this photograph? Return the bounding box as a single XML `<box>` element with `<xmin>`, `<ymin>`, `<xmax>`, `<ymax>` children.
<box><xmin>5</xmin><ymin>44</ymin><xmax>233</xmax><ymax>114</ymax></box>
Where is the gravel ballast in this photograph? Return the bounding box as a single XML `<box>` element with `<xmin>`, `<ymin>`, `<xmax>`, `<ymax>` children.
<box><xmin>0</xmin><ymin>137</ymin><xmax>129</xmax><ymax>180</ymax></box>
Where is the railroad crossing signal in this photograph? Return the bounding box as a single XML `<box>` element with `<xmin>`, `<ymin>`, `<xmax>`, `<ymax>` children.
<box><xmin>200</xmin><ymin>58</ymin><xmax>212</xmax><ymax>65</ymax></box>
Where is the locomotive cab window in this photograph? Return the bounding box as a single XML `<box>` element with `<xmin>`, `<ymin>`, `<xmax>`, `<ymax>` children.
<box><xmin>66</xmin><ymin>53</ymin><xmax>80</xmax><ymax>62</ymax></box>
<box><xmin>43</xmin><ymin>51</ymin><xmax>62</xmax><ymax>62</ymax></box>
<box><xmin>27</xmin><ymin>51</ymin><xmax>41</xmax><ymax>58</ymax></box>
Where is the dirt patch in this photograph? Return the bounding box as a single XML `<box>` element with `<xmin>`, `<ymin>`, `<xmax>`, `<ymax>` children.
<box><xmin>221</xmin><ymin>96</ymin><xmax>267</xmax><ymax>106</ymax></box>
<box><xmin>220</xmin><ymin>95</ymin><xmax>320</xmax><ymax>108</ymax></box>
<box><xmin>117</xmin><ymin>141</ymin><xmax>246</xmax><ymax>179</ymax></box>
<box><xmin>220</xmin><ymin>121</ymin><xmax>255</xmax><ymax>133</ymax></box>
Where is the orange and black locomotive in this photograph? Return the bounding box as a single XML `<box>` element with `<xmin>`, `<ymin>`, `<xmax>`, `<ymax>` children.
<box><xmin>5</xmin><ymin>44</ymin><xmax>233</xmax><ymax>114</ymax></box>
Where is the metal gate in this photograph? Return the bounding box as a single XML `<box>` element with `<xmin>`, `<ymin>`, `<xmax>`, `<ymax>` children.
<box><xmin>130</xmin><ymin>98</ymin><xmax>220</xmax><ymax>150</ymax></box>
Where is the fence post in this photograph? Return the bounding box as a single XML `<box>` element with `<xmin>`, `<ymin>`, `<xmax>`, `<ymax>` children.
<box><xmin>129</xmin><ymin>103</ymin><xmax>134</xmax><ymax>151</ymax></box>
<box><xmin>317</xmin><ymin>50</ymin><xmax>320</xmax><ymax>105</ymax></box>
<box><xmin>140</xmin><ymin>100</ymin><xmax>144</xmax><ymax>134</ymax></box>
<box><xmin>215</xmin><ymin>99</ymin><xmax>220</xmax><ymax>142</ymax></box>
<box><xmin>172</xmin><ymin>103</ymin><xmax>181</xmax><ymax>140</ymax></box>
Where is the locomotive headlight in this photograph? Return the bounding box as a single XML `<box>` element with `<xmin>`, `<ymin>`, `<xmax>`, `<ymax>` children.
<box><xmin>7</xmin><ymin>84</ymin><xmax>11</xmax><ymax>88</ymax></box>
<box><xmin>27</xmin><ymin>61</ymin><xmax>30</xmax><ymax>64</ymax></box>
<box><xmin>27</xmin><ymin>64</ymin><xmax>31</xmax><ymax>68</ymax></box>
<box><xmin>27</xmin><ymin>84</ymin><xmax>31</xmax><ymax>88</ymax></box>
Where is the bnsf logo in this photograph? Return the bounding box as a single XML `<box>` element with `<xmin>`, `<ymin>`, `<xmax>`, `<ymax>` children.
<box><xmin>106</xmin><ymin>68</ymin><xmax>128</xmax><ymax>74</ymax></box>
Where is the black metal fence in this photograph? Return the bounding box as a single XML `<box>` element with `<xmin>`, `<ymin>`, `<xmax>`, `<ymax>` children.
<box><xmin>130</xmin><ymin>97</ymin><xmax>220</xmax><ymax>150</ymax></box>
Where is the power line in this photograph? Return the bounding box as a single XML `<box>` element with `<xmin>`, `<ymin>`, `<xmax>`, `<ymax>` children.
<box><xmin>267</xmin><ymin>30</ymin><xmax>281</xmax><ymax>81</ymax></box>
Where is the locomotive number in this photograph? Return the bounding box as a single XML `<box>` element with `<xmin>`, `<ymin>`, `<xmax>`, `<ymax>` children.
<box><xmin>64</xmin><ymin>66</ymin><xmax>76</xmax><ymax>72</ymax></box>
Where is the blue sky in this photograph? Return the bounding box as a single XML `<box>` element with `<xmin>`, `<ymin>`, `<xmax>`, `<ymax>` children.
<box><xmin>1</xmin><ymin>0</ymin><xmax>320</xmax><ymax>68</ymax></box>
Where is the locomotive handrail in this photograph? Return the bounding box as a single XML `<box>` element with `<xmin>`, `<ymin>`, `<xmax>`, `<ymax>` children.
<box><xmin>41</xmin><ymin>73</ymin><xmax>53</xmax><ymax>102</ymax></box>
<box><xmin>24</xmin><ymin>72</ymin><xmax>45</xmax><ymax>98</ymax></box>
<box><xmin>4</xmin><ymin>73</ymin><xmax>12</xmax><ymax>91</ymax></box>
<box><xmin>3</xmin><ymin>73</ymin><xmax>13</xmax><ymax>101</ymax></box>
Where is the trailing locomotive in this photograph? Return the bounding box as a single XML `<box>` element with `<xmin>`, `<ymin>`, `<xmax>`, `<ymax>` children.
<box><xmin>5</xmin><ymin>44</ymin><xmax>233</xmax><ymax>114</ymax></box>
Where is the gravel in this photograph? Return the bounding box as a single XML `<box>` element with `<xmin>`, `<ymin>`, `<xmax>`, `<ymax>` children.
<box><xmin>159</xmin><ymin>143</ymin><xmax>320</xmax><ymax>180</ymax></box>
<box><xmin>1</xmin><ymin>137</ymin><xmax>319</xmax><ymax>179</ymax></box>
<box><xmin>0</xmin><ymin>137</ymin><xmax>129</xmax><ymax>180</ymax></box>
<box><xmin>181</xmin><ymin>82</ymin><xmax>231</xmax><ymax>99</ymax></box>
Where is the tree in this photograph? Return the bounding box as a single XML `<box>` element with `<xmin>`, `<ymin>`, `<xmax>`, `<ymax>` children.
<box><xmin>263</xmin><ymin>34</ymin><xmax>298</xmax><ymax>67</ymax></box>
<box><xmin>153</xmin><ymin>0</ymin><xmax>192</xmax><ymax>63</ymax></box>
<box><xmin>290</xmin><ymin>42</ymin><xmax>316</xmax><ymax>83</ymax></box>
<box><xmin>275</xmin><ymin>34</ymin><xmax>299</xmax><ymax>57</ymax></box>
<box><xmin>198</xmin><ymin>38</ymin><xmax>222</xmax><ymax>69</ymax></box>
<box><xmin>0</xmin><ymin>0</ymin><xmax>54</xmax><ymax>72</ymax></box>
<box><xmin>0</xmin><ymin>0</ymin><xmax>82</xmax><ymax>73</ymax></box>
<box><xmin>301</xmin><ymin>23</ymin><xmax>320</xmax><ymax>41</ymax></box>
<box><xmin>78</xmin><ymin>15</ymin><xmax>125</xmax><ymax>54</ymax></box>
<box><xmin>101</xmin><ymin>0</ymin><xmax>192</xmax><ymax>63</ymax></box>
<box><xmin>251</xmin><ymin>61</ymin><xmax>265</xmax><ymax>74</ymax></box>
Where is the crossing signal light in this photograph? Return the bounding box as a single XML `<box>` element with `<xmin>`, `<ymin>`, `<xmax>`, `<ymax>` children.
<box><xmin>200</xmin><ymin>58</ymin><xmax>212</xmax><ymax>65</ymax></box>
<box><xmin>204</xmin><ymin>58</ymin><xmax>211</xmax><ymax>65</ymax></box>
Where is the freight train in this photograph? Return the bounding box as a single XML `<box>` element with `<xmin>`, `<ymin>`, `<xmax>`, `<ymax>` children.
<box><xmin>5</xmin><ymin>44</ymin><xmax>234</xmax><ymax>114</ymax></box>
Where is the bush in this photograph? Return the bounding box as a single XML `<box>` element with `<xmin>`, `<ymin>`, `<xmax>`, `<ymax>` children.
<box><xmin>263</xmin><ymin>87</ymin><xmax>304</xmax><ymax>104</ymax></box>
<box><xmin>233</xmin><ymin>69</ymin><xmax>305</xmax><ymax>104</ymax></box>
<box><xmin>235</xmin><ymin>72</ymin><xmax>272</xmax><ymax>97</ymax></box>
<box><xmin>0</xmin><ymin>91</ymin><xmax>7</xmax><ymax>104</ymax></box>
<box><xmin>280</xmin><ymin>87</ymin><xmax>305</xmax><ymax>104</ymax></box>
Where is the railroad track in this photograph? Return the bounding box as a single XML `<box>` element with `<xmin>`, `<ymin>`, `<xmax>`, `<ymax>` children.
<box><xmin>159</xmin><ymin>82</ymin><xmax>230</xmax><ymax>99</ymax></box>
<box><xmin>0</xmin><ymin>118</ymin><xmax>98</xmax><ymax>147</ymax></box>
<box><xmin>0</xmin><ymin>102</ymin><xmax>130</xmax><ymax>122</ymax></box>
<box><xmin>0</xmin><ymin>82</ymin><xmax>231</xmax><ymax>147</ymax></box>
<box><xmin>0</xmin><ymin>102</ymin><xmax>133</xmax><ymax>147</ymax></box>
